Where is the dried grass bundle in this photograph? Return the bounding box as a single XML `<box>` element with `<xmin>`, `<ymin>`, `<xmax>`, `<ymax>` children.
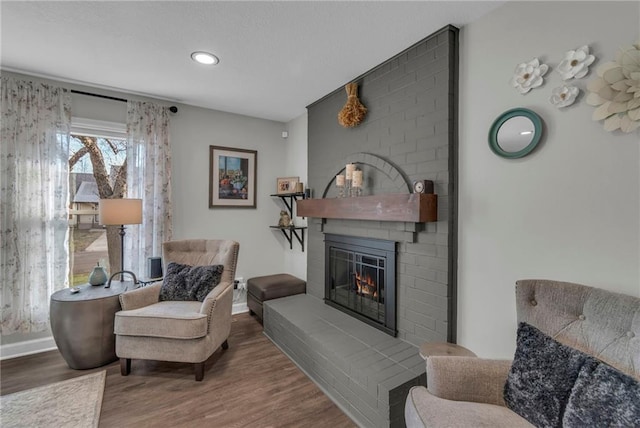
<box><xmin>338</xmin><ymin>83</ymin><xmax>367</xmax><ymax>128</ymax></box>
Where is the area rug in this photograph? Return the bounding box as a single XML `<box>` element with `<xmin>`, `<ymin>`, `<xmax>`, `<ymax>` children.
<box><xmin>1</xmin><ymin>370</ymin><xmax>105</xmax><ymax>428</ymax></box>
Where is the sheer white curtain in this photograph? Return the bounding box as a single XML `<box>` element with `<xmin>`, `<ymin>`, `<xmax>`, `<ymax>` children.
<box><xmin>125</xmin><ymin>101</ymin><xmax>172</xmax><ymax>275</ymax></box>
<box><xmin>0</xmin><ymin>77</ymin><xmax>71</xmax><ymax>334</ymax></box>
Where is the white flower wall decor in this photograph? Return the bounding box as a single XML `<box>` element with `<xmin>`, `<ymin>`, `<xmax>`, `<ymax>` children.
<box><xmin>511</xmin><ymin>58</ymin><xmax>549</xmax><ymax>94</ymax></box>
<box><xmin>586</xmin><ymin>43</ymin><xmax>640</xmax><ymax>133</ymax></box>
<box><xmin>549</xmin><ymin>85</ymin><xmax>580</xmax><ymax>108</ymax></box>
<box><xmin>557</xmin><ymin>45</ymin><xmax>596</xmax><ymax>80</ymax></box>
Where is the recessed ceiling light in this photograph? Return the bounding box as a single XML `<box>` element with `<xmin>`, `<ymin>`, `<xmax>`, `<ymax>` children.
<box><xmin>191</xmin><ymin>51</ymin><xmax>219</xmax><ymax>65</ymax></box>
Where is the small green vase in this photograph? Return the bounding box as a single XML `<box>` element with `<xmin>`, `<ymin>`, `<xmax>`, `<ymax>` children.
<box><xmin>89</xmin><ymin>263</ymin><xmax>108</xmax><ymax>286</ymax></box>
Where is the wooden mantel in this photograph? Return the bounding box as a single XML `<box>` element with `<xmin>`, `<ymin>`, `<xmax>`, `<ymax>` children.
<box><xmin>296</xmin><ymin>193</ymin><xmax>437</xmax><ymax>223</ymax></box>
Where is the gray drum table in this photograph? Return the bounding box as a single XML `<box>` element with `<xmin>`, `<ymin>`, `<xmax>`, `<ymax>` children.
<box><xmin>50</xmin><ymin>281</ymin><xmax>132</xmax><ymax>369</ymax></box>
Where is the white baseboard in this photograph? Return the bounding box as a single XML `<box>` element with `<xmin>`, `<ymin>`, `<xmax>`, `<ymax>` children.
<box><xmin>0</xmin><ymin>336</ymin><xmax>58</xmax><ymax>360</ymax></box>
<box><xmin>232</xmin><ymin>302</ymin><xmax>249</xmax><ymax>315</ymax></box>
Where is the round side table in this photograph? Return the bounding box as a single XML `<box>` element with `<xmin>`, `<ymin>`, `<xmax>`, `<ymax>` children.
<box><xmin>50</xmin><ymin>281</ymin><xmax>131</xmax><ymax>370</ymax></box>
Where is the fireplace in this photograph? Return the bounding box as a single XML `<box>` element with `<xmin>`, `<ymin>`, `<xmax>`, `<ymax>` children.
<box><xmin>324</xmin><ymin>234</ymin><xmax>397</xmax><ymax>336</ymax></box>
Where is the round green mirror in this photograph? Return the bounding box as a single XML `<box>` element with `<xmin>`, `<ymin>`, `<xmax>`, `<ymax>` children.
<box><xmin>488</xmin><ymin>108</ymin><xmax>543</xmax><ymax>159</ymax></box>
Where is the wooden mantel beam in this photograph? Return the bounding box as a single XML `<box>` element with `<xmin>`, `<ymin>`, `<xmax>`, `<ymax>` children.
<box><xmin>296</xmin><ymin>193</ymin><xmax>437</xmax><ymax>223</ymax></box>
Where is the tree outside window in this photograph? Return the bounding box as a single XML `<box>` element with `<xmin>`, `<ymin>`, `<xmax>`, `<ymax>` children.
<box><xmin>68</xmin><ymin>134</ymin><xmax>127</xmax><ymax>285</ymax></box>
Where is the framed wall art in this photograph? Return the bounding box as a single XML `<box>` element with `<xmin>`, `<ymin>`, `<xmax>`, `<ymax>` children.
<box><xmin>209</xmin><ymin>145</ymin><xmax>257</xmax><ymax>208</ymax></box>
<box><xmin>276</xmin><ymin>176</ymin><xmax>299</xmax><ymax>194</ymax></box>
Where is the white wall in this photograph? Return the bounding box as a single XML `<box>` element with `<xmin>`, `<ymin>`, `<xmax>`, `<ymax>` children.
<box><xmin>170</xmin><ymin>105</ymin><xmax>288</xmax><ymax>281</ymax></box>
<box><xmin>282</xmin><ymin>112</ymin><xmax>308</xmax><ymax>279</ymax></box>
<box><xmin>458</xmin><ymin>1</ymin><xmax>640</xmax><ymax>358</ymax></box>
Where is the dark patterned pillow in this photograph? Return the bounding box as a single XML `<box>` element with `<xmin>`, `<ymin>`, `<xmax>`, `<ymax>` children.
<box><xmin>159</xmin><ymin>262</ymin><xmax>224</xmax><ymax>302</ymax></box>
<box><xmin>563</xmin><ymin>359</ymin><xmax>640</xmax><ymax>427</ymax></box>
<box><xmin>504</xmin><ymin>322</ymin><xmax>595</xmax><ymax>428</ymax></box>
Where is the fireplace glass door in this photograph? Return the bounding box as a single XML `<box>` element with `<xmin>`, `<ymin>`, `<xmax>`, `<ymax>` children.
<box><xmin>324</xmin><ymin>234</ymin><xmax>396</xmax><ymax>336</ymax></box>
<box><xmin>329</xmin><ymin>248</ymin><xmax>386</xmax><ymax>324</ymax></box>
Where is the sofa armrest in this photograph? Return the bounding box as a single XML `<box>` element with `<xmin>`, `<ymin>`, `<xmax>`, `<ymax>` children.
<box><xmin>419</xmin><ymin>342</ymin><xmax>477</xmax><ymax>359</ymax></box>
<box><xmin>200</xmin><ymin>282</ymin><xmax>233</xmax><ymax>344</ymax></box>
<box><xmin>200</xmin><ymin>281</ymin><xmax>233</xmax><ymax>320</ymax></box>
<box><xmin>199</xmin><ymin>281</ymin><xmax>232</xmax><ymax>315</ymax></box>
<box><xmin>119</xmin><ymin>282</ymin><xmax>162</xmax><ymax>310</ymax></box>
<box><xmin>427</xmin><ymin>357</ymin><xmax>512</xmax><ymax>406</ymax></box>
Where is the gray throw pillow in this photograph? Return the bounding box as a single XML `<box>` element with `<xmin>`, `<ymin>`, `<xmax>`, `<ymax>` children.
<box><xmin>503</xmin><ymin>322</ymin><xmax>595</xmax><ymax>428</ymax></box>
<box><xmin>159</xmin><ymin>262</ymin><xmax>224</xmax><ymax>302</ymax></box>
<box><xmin>563</xmin><ymin>360</ymin><xmax>640</xmax><ymax>427</ymax></box>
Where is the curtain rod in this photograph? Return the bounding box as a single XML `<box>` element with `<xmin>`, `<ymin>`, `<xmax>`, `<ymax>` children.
<box><xmin>70</xmin><ymin>89</ymin><xmax>178</xmax><ymax>113</ymax></box>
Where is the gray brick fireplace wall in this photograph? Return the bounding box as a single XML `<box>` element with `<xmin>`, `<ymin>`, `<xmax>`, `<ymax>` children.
<box><xmin>305</xmin><ymin>25</ymin><xmax>458</xmax><ymax>346</ymax></box>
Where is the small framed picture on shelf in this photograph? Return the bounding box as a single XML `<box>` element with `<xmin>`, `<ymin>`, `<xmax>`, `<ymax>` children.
<box><xmin>276</xmin><ymin>176</ymin><xmax>299</xmax><ymax>194</ymax></box>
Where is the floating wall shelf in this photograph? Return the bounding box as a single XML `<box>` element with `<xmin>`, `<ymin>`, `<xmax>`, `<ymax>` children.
<box><xmin>269</xmin><ymin>225</ymin><xmax>306</xmax><ymax>251</ymax></box>
<box><xmin>296</xmin><ymin>193</ymin><xmax>437</xmax><ymax>223</ymax></box>
<box><xmin>270</xmin><ymin>192</ymin><xmax>307</xmax><ymax>251</ymax></box>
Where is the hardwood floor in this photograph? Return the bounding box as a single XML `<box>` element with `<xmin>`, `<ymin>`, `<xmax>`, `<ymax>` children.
<box><xmin>1</xmin><ymin>313</ymin><xmax>356</xmax><ymax>428</ymax></box>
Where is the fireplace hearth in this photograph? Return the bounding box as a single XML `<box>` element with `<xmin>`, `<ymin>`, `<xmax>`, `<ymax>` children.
<box><xmin>324</xmin><ymin>234</ymin><xmax>397</xmax><ymax>336</ymax></box>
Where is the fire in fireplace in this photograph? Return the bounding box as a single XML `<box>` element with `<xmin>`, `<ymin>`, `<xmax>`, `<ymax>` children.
<box><xmin>324</xmin><ymin>234</ymin><xmax>397</xmax><ymax>336</ymax></box>
<box><xmin>355</xmin><ymin>271</ymin><xmax>378</xmax><ymax>298</ymax></box>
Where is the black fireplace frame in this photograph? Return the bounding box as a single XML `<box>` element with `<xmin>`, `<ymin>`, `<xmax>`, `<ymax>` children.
<box><xmin>324</xmin><ymin>233</ymin><xmax>397</xmax><ymax>336</ymax></box>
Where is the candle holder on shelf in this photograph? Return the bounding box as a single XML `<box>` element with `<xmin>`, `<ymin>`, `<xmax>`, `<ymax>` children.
<box><xmin>336</xmin><ymin>174</ymin><xmax>346</xmax><ymax>198</ymax></box>
<box><xmin>345</xmin><ymin>163</ymin><xmax>355</xmax><ymax>197</ymax></box>
<box><xmin>351</xmin><ymin>169</ymin><xmax>363</xmax><ymax>197</ymax></box>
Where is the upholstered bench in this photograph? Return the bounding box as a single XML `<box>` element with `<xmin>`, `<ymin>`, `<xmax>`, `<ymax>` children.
<box><xmin>247</xmin><ymin>274</ymin><xmax>306</xmax><ymax>321</ymax></box>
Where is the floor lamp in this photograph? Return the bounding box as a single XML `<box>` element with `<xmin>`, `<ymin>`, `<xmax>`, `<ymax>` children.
<box><xmin>98</xmin><ymin>198</ymin><xmax>143</xmax><ymax>282</ymax></box>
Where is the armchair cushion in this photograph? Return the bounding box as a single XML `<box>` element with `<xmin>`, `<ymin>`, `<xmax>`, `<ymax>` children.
<box><xmin>504</xmin><ymin>322</ymin><xmax>594</xmax><ymax>428</ymax></box>
<box><xmin>159</xmin><ymin>262</ymin><xmax>224</xmax><ymax>302</ymax></box>
<box><xmin>563</xmin><ymin>359</ymin><xmax>640</xmax><ymax>427</ymax></box>
<box><xmin>114</xmin><ymin>301</ymin><xmax>207</xmax><ymax>339</ymax></box>
<box><xmin>406</xmin><ymin>386</ymin><xmax>533</xmax><ymax>428</ymax></box>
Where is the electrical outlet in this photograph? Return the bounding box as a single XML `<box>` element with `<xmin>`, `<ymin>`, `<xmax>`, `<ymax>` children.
<box><xmin>235</xmin><ymin>276</ymin><xmax>244</xmax><ymax>284</ymax></box>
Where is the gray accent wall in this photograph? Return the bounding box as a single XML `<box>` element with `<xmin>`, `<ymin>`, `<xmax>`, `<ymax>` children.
<box><xmin>306</xmin><ymin>26</ymin><xmax>459</xmax><ymax>345</ymax></box>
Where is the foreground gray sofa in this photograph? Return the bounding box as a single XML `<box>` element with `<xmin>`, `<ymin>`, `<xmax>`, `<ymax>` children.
<box><xmin>405</xmin><ymin>279</ymin><xmax>640</xmax><ymax>427</ymax></box>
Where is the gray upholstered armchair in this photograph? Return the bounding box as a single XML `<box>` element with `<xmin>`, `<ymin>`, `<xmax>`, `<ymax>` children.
<box><xmin>114</xmin><ymin>239</ymin><xmax>239</xmax><ymax>381</ymax></box>
<box><xmin>405</xmin><ymin>279</ymin><xmax>640</xmax><ymax>427</ymax></box>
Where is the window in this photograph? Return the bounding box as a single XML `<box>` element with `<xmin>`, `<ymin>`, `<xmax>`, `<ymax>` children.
<box><xmin>68</xmin><ymin>118</ymin><xmax>127</xmax><ymax>285</ymax></box>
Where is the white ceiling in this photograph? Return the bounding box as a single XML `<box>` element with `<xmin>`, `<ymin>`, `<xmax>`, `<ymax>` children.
<box><xmin>1</xmin><ymin>1</ymin><xmax>504</xmax><ymax>123</ymax></box>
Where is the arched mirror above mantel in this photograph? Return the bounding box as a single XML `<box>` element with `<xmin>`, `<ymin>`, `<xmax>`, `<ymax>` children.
<box><xmin>488</xmin><ymin>108</ymin><xmax>543</xmax><ymax>159</ymax></box>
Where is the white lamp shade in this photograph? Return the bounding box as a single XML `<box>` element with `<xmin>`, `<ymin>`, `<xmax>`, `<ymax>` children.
<box><xmin>99</xmin><ymin>199</ymin><xmax>143</xmax><ymax>225</ymax></box>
